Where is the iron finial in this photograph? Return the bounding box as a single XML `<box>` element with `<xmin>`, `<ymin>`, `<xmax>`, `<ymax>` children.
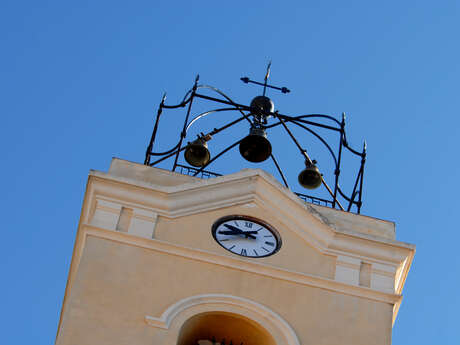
<box><xmin>265</xmin><ymin>60</ymin><xmax>272</xmax><ymax>81</ymax></box>
<box><xmin>240</xmin><ymin>62</ymin><xmax>290</xmax><ymax>95</ymax></box>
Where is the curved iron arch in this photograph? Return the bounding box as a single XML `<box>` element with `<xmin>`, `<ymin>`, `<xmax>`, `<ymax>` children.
<box><xmin>144</xmin><ymin>78</ymin><xmax>366</xmax><ymax>214</ymax></box>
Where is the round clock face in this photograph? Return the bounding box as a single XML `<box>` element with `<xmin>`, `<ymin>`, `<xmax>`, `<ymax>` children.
<box><xmin>212</xmin><ymin>216</ymin><xmax>281</xmax><ymax>258</ymax></box>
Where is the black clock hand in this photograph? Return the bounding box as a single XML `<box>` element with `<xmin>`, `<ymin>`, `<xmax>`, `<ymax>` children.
<box><xmin>224</xmin><ymin>224</ymin><xmax>259</xmax><ymax>234</ymax></box>
<box><xmin>224</xmin><ymin>224</ymin><xmax>243</xmax><ymax>232</ymax></box>
<box><xmin>222</xmin><ymin>224</ymin><xmax>257</xmax><ymax>239</ymax></box>
<box><xmin>219</xmin><ymin>230</ymin><xmax>257</xmax><ymax>239</ymax></box>
<box><xmin>219</xmin><ymin>230</ymin><xmax>259</xmax><ymax>235</ymax></box>
<box><xmin>224</xmin><ymin>224</ymin><xmax>258</xmax><ymax>239</ymax></box>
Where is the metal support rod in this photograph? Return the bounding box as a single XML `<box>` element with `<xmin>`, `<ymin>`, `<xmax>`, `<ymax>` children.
<box><xmin>195</xmin><ymin>93</ymin><xmax>341</xmax><ymax>132</ymax></box>
<box><xmin>275</xmin><ymin>112</ymin><xmax>344</xmax><ymax>211</ymax></box>
<box><xmin>172</xmin><ymin>75</ymin><xmax>199</xmax><ymax>171</ymax></box>
<box><xmin>289</xmin><ymin>119</ymin><xmax>338</xmax><ymax>166</ymax></box>
<box><xmin>149</xmin><ymin>115</ymin><xmax>247</xmax><ymax>167</ymax></box>
<box><xmin>270</xmin><ymin>153</ymin><xmax>289</xmax><ymax>188</ymax></box>
<box><xmin>357</xmin><ymin>141</ymin><xmax>366</xmax><ymax>214</ymax></box>
<box><xmin>144</xmin><ymin>93</ymin><xmax>166</xmax><ymax>165</ymax></box>
<box><xmin>275</xmin><ymin>112</ymin><xmax>312</xmax><ymax>164</ymax></box>
<box><xmin>208</xmin><ymin>115</ymin><xmax>247</xmax><ymax>136</ymax></box>
<box><xmin>347</xmin><ymin>166</ymin><xmax>363</xmax><ymax>212</ymax></box>
<box><xmin>148</xmin><ymin>141</ymin><xmax>181</xmax><ymax>156</ymax></box>
<box><xmin>333</xmin><ymin>113</ymin><xmax>345</xmax><ymax>209</ymax></box>
<box><xmin>192</xmin><ymin>140</ymin><xmax>242</xmax><ymax>177</ymax></box>
<box><xmin>280</xmin><ymin>116</ymin><xmax>341</xmax><ymax>132</ymax></box>
<box><xmin>150</xmin><ymin>145</ymin><xmax>187</xmax><ymax>166</ymax></box>
<box><xmin>194</xmin><ymin>93</ymin><xmax>254</xmax><ymax>126</ymax></box>
<box><xmin>194</xmin><ymin>93</ymin><xmax>251</xmax><ymax>112</ymax></box>
<box><xmin>342</xmin><ymin>133</ymin><xmax>365</xmax><ymax>157</ymax></box>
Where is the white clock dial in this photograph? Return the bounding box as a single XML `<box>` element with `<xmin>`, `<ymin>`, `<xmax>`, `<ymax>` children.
<box><xmin>212</xmin><ymin>216</ymin><xmax>281</xmax><ymax>258</ymax></box>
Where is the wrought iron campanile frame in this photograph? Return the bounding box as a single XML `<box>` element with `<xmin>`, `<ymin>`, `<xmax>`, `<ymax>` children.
<box><xmin>144</xmin><ymin>70</ymin><xmax>366</xmax><ymax>214</ymax></box>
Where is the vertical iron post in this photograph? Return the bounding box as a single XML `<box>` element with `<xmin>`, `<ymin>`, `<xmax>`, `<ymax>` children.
<box><xmin>357</xmin><ymin>140</ymin><xmax>366</xmax><ymax>214</ymax></box>
<box><xmin>332</xmin><ymin>113</ymin><xmax>345</xmax><ymax>209</ymax></box>
<box><xmin>347</xmin><ymin>170</ymin><xmax>361</xmax><ymax>212</ymax></box>
<box><xmin>172</xmin><ymin>75</ymin><xmax>199</xmax><ymax>171</ymax></box>
<box><xmin>144</xmin><ymin>93</ymin><xmax>166</xmax><ymax>165</ymax></box>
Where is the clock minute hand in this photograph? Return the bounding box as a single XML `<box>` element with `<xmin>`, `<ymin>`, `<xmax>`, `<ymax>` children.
<box><xmin>219</xmin><ymin>230</ymin><xmax>242</xmax><ymax>235</ymax></box>
<box><xmin>222</xmin><ymin>224</ymin><xmax>257</xmax><ymax>239</ymax></box>
<box><xmin>219</xmin><ymin>230</ymin><xmax>257</xmax><ymax>239</ymax></box>
<box><xmin>219</xmin><ymin>230</ymin><xmax>259</xmax><ymax>235</ymax></box>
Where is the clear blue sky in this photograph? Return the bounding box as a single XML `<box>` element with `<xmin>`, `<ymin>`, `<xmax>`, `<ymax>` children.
<box><xmin>1</xmin><ymin>1</ymin><xmax>459</xmax><ymax>344</ymax></box>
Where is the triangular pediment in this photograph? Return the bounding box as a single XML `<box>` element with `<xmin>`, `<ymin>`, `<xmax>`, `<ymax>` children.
<box><xmin>99</xmin><ymin>159</ymin><xmax>398</xmax><ymax>247</ymax></box>
<box><xmin>84</xmin><ymin>159</ymin><xmax>413</xmax><ymax>285</ymax></box>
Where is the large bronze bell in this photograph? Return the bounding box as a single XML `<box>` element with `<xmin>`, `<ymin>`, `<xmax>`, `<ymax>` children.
<box><xmin>184</xmin><ymin>138</ymin><xmax>211</xmax><ymax>167</ymax></box>
<box><xmin>298</xmin><ymin>161</ymin><xmax>322</xmax><ymax>189</ymax></box>
<box><xmin>239</xmin><ymin>127</ymin><xmax>272</xmax><ymax>163</ymax></box>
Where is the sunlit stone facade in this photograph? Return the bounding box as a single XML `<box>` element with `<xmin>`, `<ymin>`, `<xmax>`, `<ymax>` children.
<box><xmin>56</xmin><ymin>158</ymin><xmax>414</xmax><ymax>345</ymax></box>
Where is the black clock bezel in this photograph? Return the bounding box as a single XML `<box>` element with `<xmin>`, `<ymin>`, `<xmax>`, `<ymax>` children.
<box><xmin>211</xmin><ymin>215</ymin><xmax>282</xmax><ymax>258</ymax></box>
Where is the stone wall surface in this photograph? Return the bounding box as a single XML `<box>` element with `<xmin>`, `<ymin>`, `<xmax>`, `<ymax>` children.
<box><xmin>55</xmin><ymin>159</ymin><xmax>414</xmax><ymax>345</ymax></box>
<box><xmin>57</xmin><ymin>237</ymin><xmax>393</xmax><ymax>345</ymax></box>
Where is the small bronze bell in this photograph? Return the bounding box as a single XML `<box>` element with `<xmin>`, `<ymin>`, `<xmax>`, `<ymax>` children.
<box><xmin>250</xmin><ymin>96</ymin><xmax>274</xmax><ymax>115</ymax></box>
<box><xmin>249</xmin><ymin>95</ymin><xmax>274</xmax><ymax>124</ymax></box>
<box><xmin>184</xmin><ymin>137</ymin><xmax>211</xmax><ymax>167</ymax></box>
<box><xmin>298</xmin><ymin>161</ymin><xmax>322</xmax><ymax>189</ymax></box>
<box><xmin>239</xmin><ymin>127</ymin><xmax>272</xmax><ymax>163</ymax></box>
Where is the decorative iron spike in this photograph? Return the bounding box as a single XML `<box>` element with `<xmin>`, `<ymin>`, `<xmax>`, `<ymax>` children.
<box><xmin>265</xmin><ymin>60</ymin><xmax>271</xmax><ymax>81</ymax></box>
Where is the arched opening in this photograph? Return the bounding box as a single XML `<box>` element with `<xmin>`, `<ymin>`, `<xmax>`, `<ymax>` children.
<box><xmin>176</xmin><ymin>312</ymin><xmax>277</xmax><ymax>345</ymax></box>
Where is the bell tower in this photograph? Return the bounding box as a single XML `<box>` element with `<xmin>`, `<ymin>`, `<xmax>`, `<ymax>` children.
<box><xmin>56</xmin><ymin>68</ymin><xmax>414</xmax><ymax>345</ymax></box>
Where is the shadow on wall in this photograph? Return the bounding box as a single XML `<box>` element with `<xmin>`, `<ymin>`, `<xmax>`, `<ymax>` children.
<box><xmin>177</xmin><ymin>312</ymin><xmax>276</xmax><ymax>345</ymax></box>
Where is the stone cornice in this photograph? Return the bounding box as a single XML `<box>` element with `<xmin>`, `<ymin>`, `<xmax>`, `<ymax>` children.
<box><xmin>86</xmin><ymin>169</ymin><xmax>415</xmax><ymax>267</ymax></box>
<box><xmin>83</xmin><ymin>224</ymin><xmax>403</xmax><ymax>305</ymax></box>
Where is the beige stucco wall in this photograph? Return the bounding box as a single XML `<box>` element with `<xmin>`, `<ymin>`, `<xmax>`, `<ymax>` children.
<box><xmin>55</xmin><ymin>159</ymin><xmax>414</xmax><ymax>345</ymax></box>
<box><xmin>58</xmin><ymin>236</ymin><xmax>392</xmax><ymax>345</ymax></box>
<box><xmin>154</xmin><ymin>205</ymin><xmax>336</xmax><ymax>280</ymax></box>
